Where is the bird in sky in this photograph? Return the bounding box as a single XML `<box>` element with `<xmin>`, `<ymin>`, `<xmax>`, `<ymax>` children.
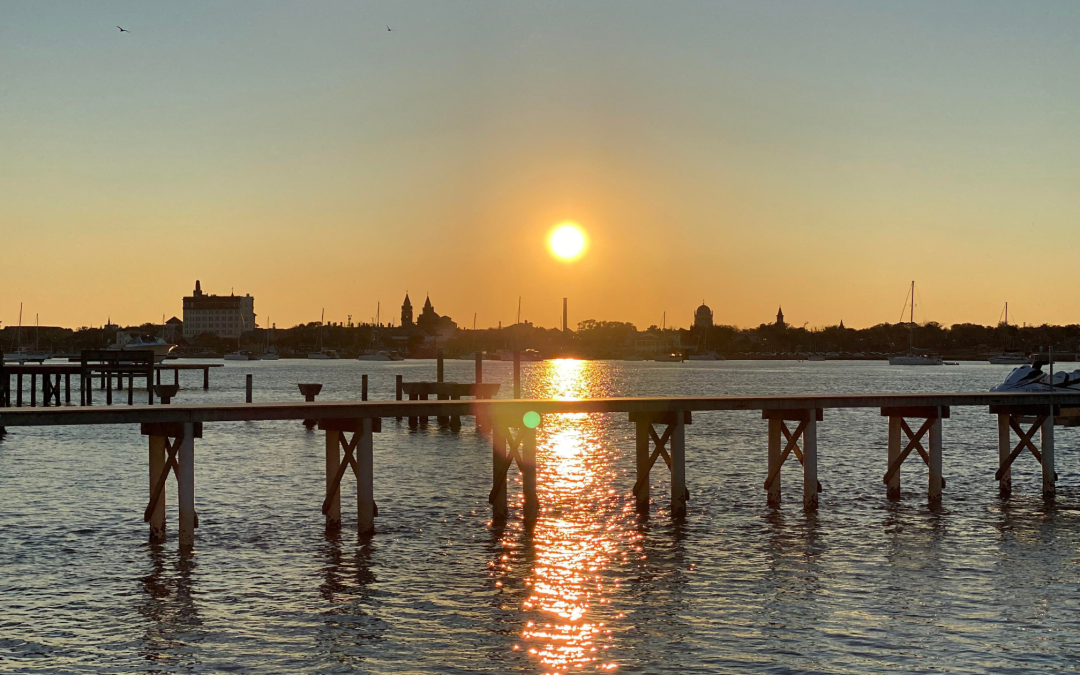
<box><xmin>387</xmin><ymin>25</ymin><xmax>392</xmax><ymax>31</ymax></box>
<box><xmin>117</xmin><ymin>26</ymin><xmax>129</xmax><ymax>33</ymax></box>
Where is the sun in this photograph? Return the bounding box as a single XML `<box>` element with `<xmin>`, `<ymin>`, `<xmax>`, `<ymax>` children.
<box><xmin>548</xmin><ymin>223</ymin><xmax>587</xmax><ymax>261</ymax></box>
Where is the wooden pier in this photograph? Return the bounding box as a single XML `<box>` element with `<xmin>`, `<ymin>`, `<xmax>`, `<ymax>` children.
<box><xmin>1</xmin><ymin>362</ymin><xmax>223</xmax><ymax>408</ymax></box>
<box><xmin>1</xmin><ymin>392</ymin><xmax>1076</xmax><ymax>546</ymax></box>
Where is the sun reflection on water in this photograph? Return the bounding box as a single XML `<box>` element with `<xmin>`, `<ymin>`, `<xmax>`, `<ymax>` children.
<box><xmin>495</xmin><ymin>359</ymin><xmax>631</xmax><ymax>674</ymax></box>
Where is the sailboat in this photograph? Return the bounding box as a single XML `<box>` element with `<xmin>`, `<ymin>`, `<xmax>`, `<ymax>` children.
<box><xmin>357</xmin><ymin>303</ymin><xmax>393</xmax><ymax>360</ymax></box>
<box><xmin>988</xmin><ymin>302</ymin><xmax>1030</xmax><ymax>364</ymax></box>
<box><xmin>260</xmin><ymin>317</ymin><xmax>280</xmax><ymax>360</ymax></box>
<box><xmin>889</xmin><ymin>281</ymin><xmax>943</xmax><ymax>366</ymax></box>
<box><xmin>224</xmin><ymin>313</ymin><xmax>252</xmax><ymax>360</ymax></box>
<box><xmin>309</xmin><ymin>309</ymin><xmax>340</xmax><ymax>359</ymax></box>
<box><xmin>5</xmin><ymin>305</ymin><xmax>50</xmax><ymax>363</ymax></box>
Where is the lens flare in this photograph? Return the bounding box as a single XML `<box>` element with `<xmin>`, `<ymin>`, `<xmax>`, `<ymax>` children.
<box><xmin>548</xmin><ymin>223</ymin><xmax>587</xmax><ymax>261</ymax></box>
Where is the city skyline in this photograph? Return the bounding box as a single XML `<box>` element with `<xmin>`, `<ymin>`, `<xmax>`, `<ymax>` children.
<box><xmin>5</xmin><ymin>2</ymin><xmax>1080</xmax><ymax>329</ymax></box>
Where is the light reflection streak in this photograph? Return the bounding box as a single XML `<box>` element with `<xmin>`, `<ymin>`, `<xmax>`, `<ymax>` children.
<box><xmin>495</xmin><ymin>359</ymin><xmax>628</xmax><ymax>673</ymax></box>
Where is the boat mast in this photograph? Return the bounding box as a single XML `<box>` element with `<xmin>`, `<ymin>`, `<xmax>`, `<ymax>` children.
<box><xmin>908</xmin><ymin>280</ymin><xmax>915</xmax><ymax>355</ymax></box>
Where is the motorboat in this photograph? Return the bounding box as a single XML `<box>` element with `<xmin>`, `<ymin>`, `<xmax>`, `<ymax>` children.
<box><xmin>357</xmin><ymin>350</ymin><xmax>393</xmax><ymax>361</ymax></box>
<box><xmin>688</xmin><ymin>352</ymin><xmax>724</xmax><ymax>361</ymax></box>
<box><xmin>3</xmin><ymin>351</ymin><xmax>50</xmax><ymax>364</ymax></box>
<box><xmin>224</xmin><ymin>351</ymin><xmax>253</xmax><ymax>361</ymax></box>
<box><xmin>991</xmin><ymin>362</ymin><xmax>1080</xmax><ymax>392</ymax></box>
<box><xmin>655</xmin><ymin>353</ymin><xmax>684</xmax><ymax>363</ymax></box>
<box><xmin>308</xmin><ymin>350</ymin><xmax>340</xmax><ymax>360</ymax></box>
<box><xmin>109</xmin><ymin>335</ymin><xmax>177</xmax><ymax>363</ymax></box>
<box><xmin>889</xmin><ymin>354</ymin><xmax>943</xmax><ymax>366</ymax></box>
<box><xmin>989</xmin><ymin>352</ymin><xmax>1031</xmax><ymax>365</ymax></box>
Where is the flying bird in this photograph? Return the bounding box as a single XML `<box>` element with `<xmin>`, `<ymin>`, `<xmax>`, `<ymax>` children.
<box><xmin>387</xmin><ymin>25</ymin><xmax>392</xmax><ymax>31</ymax></box>
<box><xmin>117</xmin><ymin>26</ymin><xmax>129</xmax><ymax>33</ymax></box>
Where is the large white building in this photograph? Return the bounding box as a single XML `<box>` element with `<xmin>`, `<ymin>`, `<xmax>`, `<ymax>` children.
<box><xmin>182</xmin><ymin>280</ymin><xmax>256</xmax><ymax>339</ymax></box>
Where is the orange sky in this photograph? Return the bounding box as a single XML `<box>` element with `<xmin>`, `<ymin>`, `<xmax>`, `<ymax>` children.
<box><xmin>4</xmin><ymin>2</ymin><xmax>1080</xmax><ymax>331</ymax></box>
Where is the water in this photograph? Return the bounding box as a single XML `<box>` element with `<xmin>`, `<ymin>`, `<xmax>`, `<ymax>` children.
<box><xmin>2</xmin><ymin>360</ymin><xmax>1079</xmax><ymax>673</ymax></box>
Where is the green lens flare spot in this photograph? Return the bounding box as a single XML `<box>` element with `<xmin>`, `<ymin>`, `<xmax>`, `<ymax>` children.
<box><xmin>523</xmin><ymin>411</ymin><xmax>541</xmax><ymax>429</ymax></box>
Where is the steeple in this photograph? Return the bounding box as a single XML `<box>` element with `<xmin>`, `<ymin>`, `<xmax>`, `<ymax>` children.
<box><xmin>400</xmin><ymin>292</ymin><xmax>414</xmax><ymax>328</ymax></box>
<box><xmin>839</xmin><ymin>319</ymin><xmax>845</xmax><ymax>329</ymax></box>
<box><xmin>776</xmin><ymin>306</ymin><xmax>785</xmax><ymax>328</ymax></box>
<box><xmin>194</xmin><ymin>280</ymin><xmax>203</xmax><ymax>297</ymax></box>
<box><xmin>423</xmin><ymin>294</ymin><xmax>433</xmax><ymax>311</ymax></box>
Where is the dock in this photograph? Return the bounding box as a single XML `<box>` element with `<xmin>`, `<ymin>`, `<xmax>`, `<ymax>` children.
<box><xmin>1</xmin><ymin>362</ymin><xmax>224</xmax><ymax>407</ymax></box>
<box><xmin>0</xmin><ymin>391</ymin><xmax>1075</xmax><ymax>547</ymax></box>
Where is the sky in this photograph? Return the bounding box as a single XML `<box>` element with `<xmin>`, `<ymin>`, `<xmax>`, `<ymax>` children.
<box><xmin>4</xmin><ymin>1</ymin><xmax>1080</xmax><ymax>331</ymax></box>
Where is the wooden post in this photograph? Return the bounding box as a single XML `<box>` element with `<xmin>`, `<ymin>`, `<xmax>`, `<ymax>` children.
<box><xmin>513</xmin><ymin>351</ymin><xmax>521</xmax><ymax>399</ymax></box>
<box><xmin>635</xmin><ymin>419</ymin><xmax>650</xmax><ymax>513</ymax></box>
<box><xmin>491</xmin><ymin>426</ymin><xmax>508</xmax><ymax>521</ymax></box>
<box><xmin>408</xmin><ymin>392</ymin><xmax>418</xmax><ymax>429</ymax></box>
<box><xmin>1042</xmin><ymin>411</ymin><xmax>1055</xmax><ymax>499</ymax></box>
<box><xmin>887</xmin><ymin>416</ymin><xmax>902</xmax><ymax>500</ymax></box>
<box><xmin>30</xmin><ymin>373</ymin><xmax>36</xmax><ymax>407</ymax></box>
<box><xmin>357</xmin><ymin>418</ymin><xmax>375</xmax><ymax>535</ymax></box>
<box><xmin>803</xmin><ymin>416</ymin><xmax>818</xmax><ymax>510</ymax></box>
<box><xmin>105</xmin><ymin>373</ymin><xmax>112</xmax><ymax>405</ymax></box>
<box><xmin>670</xmin><ymin>413</ymin><xmax>687</xmax><ymax>518</ymax></box>
<box><xmin>928</xmin><ymin>413</ymin><xmax>943</xmax><ymax>503</ymax></box>
<box><xmin>395</xmin><ymin>374</ymin><xmax>403</xmax><ymax>421</ymax></box>
<box><xmin>64</xmin><ymin>373</ymin><xmax>70</xmax><ymax>404</ymax></box>
<box><xmin>177</xmin><ymin>422</ymin><xmax>196</xmax><ymax>547</ymax></box>
<box><xmin>767</xmin><ymin>418</ymin><xmax>782</xmax><ymax>506</ymax></box>
<box><xmin>475</xmin><ymin>352</ymin><xmax>482</xmax><ymax>384</ymax></box>
<box><xmin>156</xmin><ymin>368</ymin><xmax>161</xmax><ymax>386</ymax></box>
<box><xmin>148</xmin><ymin>435</ymin><xmax>167</xmax><ymax>542</ymax></box>
<box><xmin>16</xmin><ymin>373</ymin><xmax>22</xmax><ymax>407</ymax></box>
<box><xmin>437</xmin><ymin>351</ymin><xmax>444</xmax><ymax>383</ymax></box>
<box><xmin>361</xmin><ymin>374</ymin><xmax>368</xmax><ymax>401</ymax></box>
<box><xmin>420</xmin><ymin>393</ymin><xmax>429</xmax><ymax>427</ymax></box>
<box><xmin>127</xmin><ymin>373</ymin><xmax>134</xmax><ymax>405</ymax></box>
<box><xmin>41</xmin><ymin>374</ymin><xmax>49</xmax><ymax>408</ymax></box>
<box><xmin>203</xmin><ymin>367</ymin><xmax>209</xmax><ymax>390</ymax></box>
<box><xmin>325</xmin><ymin>429</ymin><xmax>341</xmax><ymax>529</ymax></box>
<box><xmin>174</xmin><ymin>368</ymin><xmax>179</xmax><ymax>387</ymax></box>
<box><xmin>521</xmin><ymin>426</ymin><xmax>539</xmax><ymax>522</ymax></box>
<box><xmin>245</xmin><ymin>374</ymin><xmax>253</xmax><ymax>403</ymax></box>
<box><xmin>437</xmin><ymin>393</ymin><xmax>449</xmax><ymax>427</ymax></box>
<box><xmin>100</xmin><ymin>371</ymin><xmax>105</xmax><ymax>390</ymax></box>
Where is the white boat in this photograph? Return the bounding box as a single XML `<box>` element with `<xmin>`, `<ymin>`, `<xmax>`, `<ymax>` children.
<box><xmin>991</xmin><ymin>362</ymin><xmax>1080</xmax><ymax>392</ymax></box>
<box><xmin>357</xmin><ymin>350</ymin><xmax>393</xmax><ymax>361</ymax></box>
<box><xmin>224</xmin><ymin>351</ymin><xmax>252</xmax><ymax>361</ymax></box>
<box><xmin>889</xmin><ymin>355</ymin><xmax>943</xmax><ymax>366</ymax></box>
<box><xmin>110</xmin><ymin>336</ymin><xmax>177</xmax><ymax>363</ymax></box>
<box><xmin>309</xmin><ymin>350</ymin><xmax>340</xmax><ymax>360</ymax></box>
<box><xmin>260</xmin><ymin>346</ymin><xmax>280</xmax><ymax>361</ymax></box>
<box><xmin>655</xmin><ymin>353</ymin><xmax>684</xmax><ymax>363</ymax></box>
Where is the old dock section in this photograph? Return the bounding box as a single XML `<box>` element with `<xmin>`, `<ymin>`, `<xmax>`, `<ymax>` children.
<box><xmin>1</xmin><ymin>392</ymin><xmax>1076</xmax><ymax>548</ymax></box>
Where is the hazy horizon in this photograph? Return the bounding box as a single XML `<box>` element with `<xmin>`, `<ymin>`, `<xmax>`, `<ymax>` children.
<box><xmin>5</xmin><ymin>1</ymin><xmax>1080</xmax><ymax>331</ymax></box>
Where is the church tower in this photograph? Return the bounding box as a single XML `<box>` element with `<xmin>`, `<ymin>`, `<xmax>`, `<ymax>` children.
<box><xmin>401</xmin><ymin>293</ymin><xmax>414</xmax><ymax>328</ymax></box>
<box><xmin>776</xmin><ymin>306</ymin><xmax>785</xmax><ymax>328</ymax></box>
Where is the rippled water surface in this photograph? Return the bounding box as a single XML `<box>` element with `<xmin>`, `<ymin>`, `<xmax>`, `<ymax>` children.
<box><xmin>2</xmin><ymin>359</ymin><xmax>1079</xmax><ymax>673</ymax></box>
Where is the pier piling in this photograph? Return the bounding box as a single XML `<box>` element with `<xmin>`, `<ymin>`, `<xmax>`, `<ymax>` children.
<box><xmin>991</xmin><ymin>404</ymin><xmax>1056</xmax><ymax>500</ymax></box>
<box><xmin>881</xmin><ymin>406</ymin><xmax>948</xmax><ymax>503</ymax></box>
<box><xmin>178</xmin><ymin>422</ymin><xmax>196</xmax><ymax>547</ymax></box>
<box><xmin>320</xmin><ymin>418</ymin><xmax>381</xmax><ymax>534</ymax></box>
<box><xmin>630</xmin><ymin>411</ymin><xmax>692</xmax><ymax>518</ymax></box>
<box><xmin>246</xmin><ymin>374</ymin><xmax>253</xmax><ymax>403</ymax></box>
<box><xmin>763</xmin><ymin>409</ymin><xmax>822</xmax><ymax>510</ymax></box>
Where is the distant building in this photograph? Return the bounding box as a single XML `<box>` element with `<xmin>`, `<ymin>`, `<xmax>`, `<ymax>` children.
<box><xmin>416</xmin><ymin>295</ymin><xmax>457</xmax><ymax>337</ymax></box>
<box><xmin>693</xmin><ymin>301</ymin><xmax>713</xmax><ymax>330</ymax></box>
<box><xmin>401</xmin><ymin>293</ymin><xmax>414</xmax><ymax>328</ymax></box>
<box><xmin>776</xmin><ymin>306</ymin><xmax>785</xmax><ymax>328</ymax></box>
<box><xmin>165</xmin><ymin>316</ymin><xmax>183</xmax><ymax>342</ymax></box>
<box><xmin>182</xmin><ymin>280</ymin><xmax>256</xmax><ymax>339</ymax></box>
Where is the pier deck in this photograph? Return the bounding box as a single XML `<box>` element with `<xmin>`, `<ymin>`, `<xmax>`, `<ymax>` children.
<box><xmin>1</xmin><ymin>392</ymin><xmax>1075</xmax><ymax>545</ymax></box>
